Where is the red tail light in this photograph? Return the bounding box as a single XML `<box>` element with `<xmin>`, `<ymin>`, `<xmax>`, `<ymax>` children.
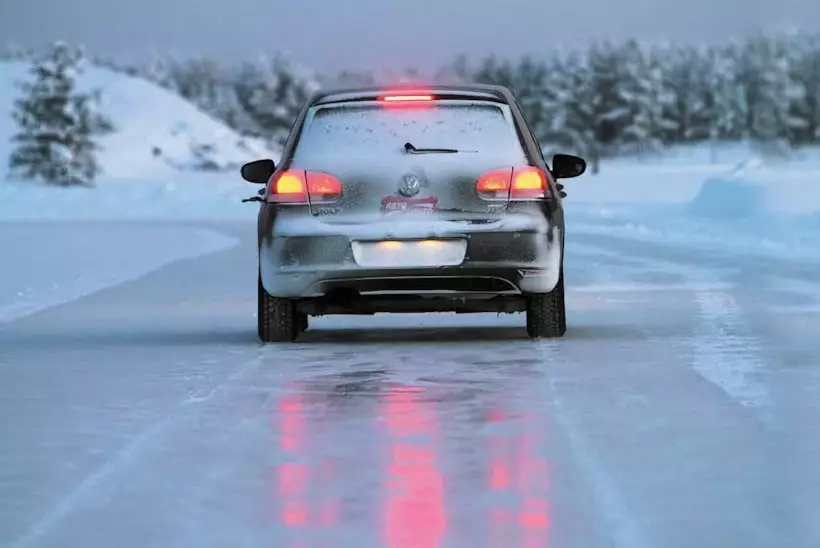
<box><xmin>476</xmin><ymin>166</ymin><xmax>548</xmax><ymax>200</ymax></box>
<box><xmin>476</xmin><ymin>168</ymin><xmax>514</xmax><ymax>199</ymax></box>
<box><xmin>511</xmin><ymin>166</ymin><xmax>548</xmax><ymax>199</ymax></box>
<box><xmin>306</xmin><ymin>171</ymin><xmax>343</xmax><ymax>201</ymax></box>
<box><xmin>268</xmin><ymin>170</ymin><xmax>342</xmax><ymax>203</ymax></box>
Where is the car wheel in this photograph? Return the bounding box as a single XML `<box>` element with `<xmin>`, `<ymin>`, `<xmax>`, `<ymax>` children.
<box><xmin>525</xmin><ymin>269</ymin><xmax>567</xmax><ymax>339</ymax></box>
<box><xmin>258</xmin><ymin>275</ymin><xmax>298</xmax><ymax>342</ymax></box>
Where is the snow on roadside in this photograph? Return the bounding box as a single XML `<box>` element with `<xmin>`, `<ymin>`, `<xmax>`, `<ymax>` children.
<box><xmin>567</xmin><ymin>150</ymin><xmax>820</xmax><ymax>259</ymax></box>
<box><xmin>0</xmin><ymin>223</ymin><xmax>238</xmax><ymax>323</ymax></box>
<box><xmin>0</xmin><ymin>172</ymin><xmax>261</xmax><ymax>222</ymax></box>
<box><xmin>0</xmin><ymin>58</ymin><xmax>279</xmax><ymax>222</ymax></box>
<box><xmin>0</xmin><ymin>59</ymin><xmax>275</xmax><ymax>182</ymax></box>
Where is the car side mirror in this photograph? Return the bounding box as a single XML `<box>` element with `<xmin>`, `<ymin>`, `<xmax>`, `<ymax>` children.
<box><xmin>240</xmin><ymin>159</ymin><xmax>276</xmax><ymax>184</ymax></box>
<box><xmin>551</xmin><ymin>154</ymin><xmax>586</xmax><ymax>179</ymax></box>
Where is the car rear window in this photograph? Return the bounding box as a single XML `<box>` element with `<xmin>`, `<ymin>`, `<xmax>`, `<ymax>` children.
<box><xmin>291</xmin><ymin>101</ymin><xmax>529</xmax><ymax>163</ymax></box>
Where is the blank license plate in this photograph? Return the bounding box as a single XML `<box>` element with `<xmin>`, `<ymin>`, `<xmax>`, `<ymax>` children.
<box><xmin>351</xmin><ymin>239</ymin><xmax>467</xmax><ymax>268</ymax></box>
<box><xmin>380</xmin><ymin>196</ymin><xmax>438</xmax><ymax>214</ymax></box>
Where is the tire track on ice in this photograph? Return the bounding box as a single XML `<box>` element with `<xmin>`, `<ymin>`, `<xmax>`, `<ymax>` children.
<box><xmin>691</xmin><ymin>290</ymin><xmax>772</xmax><ymax>410</ymax></box>
<box><xmin>9</xmin><ymin>348</ymin><xmax>270</xmax><ymax>548</ymax></box>
<box><xmin>536</xmin><ymin>341</ymin><xmax>651</xmax><ymax>548</ymax></box>
<box><xmin>570</xmin><ymin>236</ymin><xmax>772</xmax><ymax>413</ymax></box>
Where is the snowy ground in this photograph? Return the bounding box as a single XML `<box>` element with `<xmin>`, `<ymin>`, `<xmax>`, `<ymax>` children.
<box><xmin>0</xmin><ymin>223</ymin><xmax>236</xmax><ymax>323</ymax></box>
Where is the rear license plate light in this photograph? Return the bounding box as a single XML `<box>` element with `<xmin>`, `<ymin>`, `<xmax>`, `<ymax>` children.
<box><xmin>351</xmin><ymin>239</ymin><xmax>466</xmax><ymax>268</ymax></box>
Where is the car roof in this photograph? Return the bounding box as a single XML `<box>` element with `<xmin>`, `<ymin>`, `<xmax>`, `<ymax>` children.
<box><xmin>310</xmin><ymin>83</ymin><xmax>514</xmax><ymax>107</ymax></box>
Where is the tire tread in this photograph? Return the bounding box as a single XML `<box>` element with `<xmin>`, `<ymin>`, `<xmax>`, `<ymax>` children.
<box><xmin>526</xmin><ymin>271</ymin><xmax>567</xmax><ymax>338</ymax></box>
<box><xmin>258</xmin><ymin>276</ymin><xmax>298</xmax><ymax>342</ymax></box>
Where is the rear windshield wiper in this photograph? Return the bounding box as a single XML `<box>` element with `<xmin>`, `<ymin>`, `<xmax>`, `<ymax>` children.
<box><xmin>404</xmin><ymin>142</ymin><xmax>475</xmax><ymax>154</ymax></box>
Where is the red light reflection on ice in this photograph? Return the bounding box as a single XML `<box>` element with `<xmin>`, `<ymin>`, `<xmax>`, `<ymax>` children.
<box><xmin>278</xmin><ymin>462</ymin><xmax>309</xmax><ymax>526</ymax></box>
<box><xmin>276</xmin><ymin>391</ymin><xmax>311</xmax><ymax>530</ymax></box>
<box><xmin>382</xmin><ymin>385</ymin><xmax>447</xmax><ymax>548</ymax></box>
<box><xmin>272</xmin><ymin>385</ymin><xmax>340</xmax><ymax>544</ymax></box>
<box><xmin>318</xmin><ymin>459</ymin><xmax>339</xmax><ymax>527</ymax></box>
<box><xmin>487</xmin><ymin>408</ymin><xmax>550</xmax><ymax>548</ymax></box>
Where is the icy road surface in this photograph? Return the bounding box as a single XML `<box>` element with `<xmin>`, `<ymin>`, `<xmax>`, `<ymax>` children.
<box><xmin>1</xmin><ymin>222</ymin><xmax>819</xmax><ymax>548</ymax></box>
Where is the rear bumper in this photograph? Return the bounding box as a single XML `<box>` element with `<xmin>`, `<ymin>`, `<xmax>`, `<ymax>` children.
<box><xmin>260</xmin><ymin>213</ymin><xmax>562</xmax><ymax>298</ymax></box>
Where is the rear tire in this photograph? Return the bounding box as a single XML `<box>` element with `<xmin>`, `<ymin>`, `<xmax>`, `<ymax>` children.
<box><xmin>525</xmin><ymin>269</ymin><xmax>567</xmax><ymax>339</ymax></box>
<box><xmin>258</xmin><ymin>275</ymin><xmax>298</xmax><ymax>342</ymax></box>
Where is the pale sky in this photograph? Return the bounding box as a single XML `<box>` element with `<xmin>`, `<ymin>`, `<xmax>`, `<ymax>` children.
<box><xmin>2</xmin><ymin>0</ymin><xmax>819</xmax><ymax>73</ymax></box>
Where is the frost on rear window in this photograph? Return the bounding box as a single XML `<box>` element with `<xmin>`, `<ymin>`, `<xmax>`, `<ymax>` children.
<box><xmin>292</xmin><ymin>102</ymin><xmax>525</xmax><ymax>161</ymax></box>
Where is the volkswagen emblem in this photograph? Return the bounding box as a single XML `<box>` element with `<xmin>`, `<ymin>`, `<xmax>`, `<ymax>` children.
<box><xmin>399</xmin><ymin>173</ymin><xmax>422</xmax><ymax>197</ymax></box>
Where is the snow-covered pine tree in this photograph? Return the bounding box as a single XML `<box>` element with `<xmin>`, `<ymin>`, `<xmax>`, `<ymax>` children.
<box><xmin>467</xmin><ymin>54</ymin><xmax>559</xmax><ymax>147</ymax></box>
<box><xmin>553</xmin><ymin>43</ymin><xmax>630</xmax><ymax>173</ymax></box>
<box><xmin>510</xmin><ymin>56</ymin><xmax>556</xmax><ymax>145</ymax></box>
<box><xmin>234</xmin><ymin>54</ymin><xmax>320</xmax><ymax>147</ymax></box>
<box><xmin>589</xmin><ymin>42</ymin><xmax>632</xmax><ymax>165</ymax></box>
<box><xmin>786</xmin><ymin>32</ymin><xmax>820</xmax><ymax>145</ymax></box>
<box><xmin>139</xmin><ymin>51</ymin><xmax>177</xmax><ymax>90</ymax></box>
<box><xmin>470</xmin><ymin>55</ymin><xmax>517</xmax><ymax>89</ymax></box>
<box><xmin>232</xmin><ymin>60</ymin><xmax>269</xmax><ymax>139</ymax></box>
<box><xmin>171</xmin><ymin>56</ymin><xmax>223</xmax><ymax>107</ymax></box>
<box><xmin>325</xmin><ymin>69</ymin><xmax>377</xmax><ymax>87</ymax></box>
<box><xmin>534</xmin><ymin>52</ymin><xmax>574</xmax><ymax>155</ymax></box>
<box><xmin>209</xmin><ymin>83</ymin><xmax>261</xmax><ymax>138</ymax></box>
<box><xmin>700</xmin><ymin>44</ymin><xmax>747</xmax><ymax>161</ymax></box>
<box><xmin>658</xmin><ymin>45</ymin><xmax>711</xmax><ymax>143</ymax></box>
<box><xmin>90</xmin><ymin>54</ymin><xmax>139</xmax><ymax>77</ymax></box>
<box><xmin>376</xmin><ymin>66</ymin><xmax>425</xmax><ymax>84</ymax></box>
<box><xmin>738</xmin><ymin>35</ymin><xmax>804</xmax><ymax>154</ymax></box>
<box><xmin>158</xmin><ymin>56</ymin><xmax>259</xmax><ymax>137</ymax></box>
<box><xmin>551</xmin><ymin>50</ymin><xmax>601</xmax><ymax>172</ymax></box>
<box><xmin>8</xmin><ymin>42</ymin><xmax>113</xmax><ymax>186</ymax></box>
<box><xmin>617</xmin><ymin>40</ymin><xmax>677</xmax><ymax>157</ymax></box>
<box><xmin>193</xmin><ymin>62</ymin><xmax>247</xmax><ymax>133</ymax></box>
<box><xmin>433</xmin><ymin>55</ymin><xmax>472</xmax><ymax>84</ymax></box>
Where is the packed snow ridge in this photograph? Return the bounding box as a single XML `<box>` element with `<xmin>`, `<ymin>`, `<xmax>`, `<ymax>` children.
<box><xmin>0</xmin><ymin>60</ymin><xmax>275</xmax><ymax>182</ymax></box>
<box><xmin>0</xmin><ymin>59</ymin><xmax>280</xmax><ymax>221</ymax></box>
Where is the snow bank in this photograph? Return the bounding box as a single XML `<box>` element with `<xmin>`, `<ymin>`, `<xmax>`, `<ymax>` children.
<box><xmin>567</xmin><ymin>152</ymin><xmax>820</xmax><ymax>258</ymax></box>
<box><xmin>686</xmin><ymin>159</ymin><xmax>772</xmax><ymax>222</ymax></box>
<box><xmin>0</xmin><ymin>60</ymin><xmax>275</xmax><ymax>182</ymax></box>
<box><xmin>565</xmin><ymin>145</ymin><xmax>772</xmax><ymax>207</ymax></box>
<box><xmin>688</xmin><ymin>158</ymin><xmax>820</xmax><ymax>222</ymax></box>
<box><xmin>688</xmin><ymin>176</ymin><xmax>769</xmax><ymax>221</ymax></box>
<box><xmin>0</xmin><ymin>223</ymin><xmax>237</xmax><ymax>323</ymax></box>
<box><xmin>568</xmin><ymin>143</ymin><xmax>820</xmax><ymax>210</ymax></box>
<box><xmin>567</xmin><ymin>163</ymin><xmax>719</xmax><ymax>206</ymax></box>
